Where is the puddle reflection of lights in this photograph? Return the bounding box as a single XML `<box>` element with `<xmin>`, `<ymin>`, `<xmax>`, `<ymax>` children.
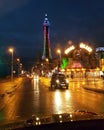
<box><xmin>33</xmin><ymin>77</ymin><xmax>39</xmax><ymax>91</ymax></box>
<box><xmin>54</xmin><ymin>91</ymin><xmax>63</xmax><ymax>114</ymax></box>
<box><xmin>65</xmin><ymin>90</ymin><xmax>71</xmax><ymax>100</ymax></box>
<box><xmin>34</xmin><ymin>75</ymin><xmax>39</xmax><ymax>81</ymax></box>
<box><xmin>55</xmin><ymin>91</ymin><xmax>61</xmax><ymax>107</ymax></box>
<box><xmin>82</xmin><ymin>82</ymin><xmax>85</xmax><ymax>85</ymax></box>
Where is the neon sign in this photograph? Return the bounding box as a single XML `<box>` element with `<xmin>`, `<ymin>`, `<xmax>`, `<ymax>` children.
<box><xmin>80</xmin><ymin>43</ymin><xmax>92</xmax><ymax>53</ymax></box>
<box><xmin>65</xmin><ymin>45</ymin><xmax>75</xmax><ymax>54</ymax></box>
<box><xmin>61</xmin><ymin>58</ymin><xmax>68</xmax><ymax>69</ymax></box>
<box><xmin>72</xmin><ymin>62</ymin><xmax>82</xmax><ymax>68</ymax></box>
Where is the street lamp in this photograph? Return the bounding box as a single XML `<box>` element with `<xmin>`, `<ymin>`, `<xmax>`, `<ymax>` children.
<box><xmin>9</xmin><ymin>48</ymin><xmax>14</xmax><ymax>81</ymax></box>
<box><xmin>57</xmin><ymin>49</ymin><xmax>62</xmax><ymax>71</ymax></box>
<box><xmin>45</xmin><ymin>58</ymin><xmax>49</xmax><ymax>62</ymax></box>
<box><xmin>57</xmin><ymin>49</ymin><xmax>61</xmax><ymax>62</ymax></box>
<box><xmin>45</xmin><ymin>58</ymin><xmax>49</xmax><ymax>73</ymax></box>
<box><xmin>17</xmin><ymin>58</ymin><xmax>20</xmax><ymax>77</ymax></box>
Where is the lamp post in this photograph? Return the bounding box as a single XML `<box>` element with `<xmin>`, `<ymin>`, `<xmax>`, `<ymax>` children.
<box><xmin>57</xmin><ymin>49</ymin><xmax>61</xmax><ymax>71</ymax></box>
<box><xmin>20</xmin><ymin>63</ymin><xmax>22</xmax><ymax>74</ymax></box>
<box><xmin>9</xmin><ymin>48</ymin><xmax>14</xmax><ymax>81</ymax></box>
<box><xmin>17</xmin><ymin>58</ymin><xmax>20</xmax><ymax>77</ymax></box>
<box><xmin>45</xmin><ymin>58</ymin><xmax>49</xmax><ymax>73</ymax></box>
<box><xmin>57</xmin><ymin>49</ymin><xmax>61</xmax><ymax>62</ymax></box>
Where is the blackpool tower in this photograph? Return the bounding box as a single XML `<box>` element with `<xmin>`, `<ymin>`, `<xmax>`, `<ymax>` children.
<box><xmin>42</xmin><ymin>14</ymin><xmax>52</xmax><ymax>60</ymax></box>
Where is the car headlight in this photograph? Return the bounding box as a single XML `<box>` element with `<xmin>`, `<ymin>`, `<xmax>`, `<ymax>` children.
<box><xmin>56</xmin><ymin>79</ymin><xmax>60</xmax><ymax>84</ymax></box>
<box><xmin>66</xmin><ymin>79</ymin><xmax>69</xmax><ymax>83</ymax></box>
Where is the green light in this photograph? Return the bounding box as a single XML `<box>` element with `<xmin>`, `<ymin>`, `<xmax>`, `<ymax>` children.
<box><xmin>61</xmin><ymin>58</ymin><xmax>68</xmax><ymax>69</ymax></box>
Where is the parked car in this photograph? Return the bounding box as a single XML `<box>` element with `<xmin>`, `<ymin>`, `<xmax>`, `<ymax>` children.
<box><xmin>50</xmin><ymin>73</ymin><xmax>69</xmax><ymax>89</ymax></box>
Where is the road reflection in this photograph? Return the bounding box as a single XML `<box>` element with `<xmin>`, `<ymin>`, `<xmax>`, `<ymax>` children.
<box><xmin>53</xmin><ymin>90</ymin><xmax>71</xmax><ymax>114</ymax></box>
<box><xmin>33</xmin><ymin>76</ymin><xmax>39</xmax><ymax>92</ymax></box>
<box><xmin>65</xmin><ymin>90</ymin><xmax>71</xmax><ymax>100</ymax></box>
<box><xmin>1</xmin><ymin>77</ymin><xmax>104</xmax><ymax>123</ymax></box>
<box><xmin>54</xmin><ymin>91</ymin><xmax>61</xmax><ymax>107</ymax></box>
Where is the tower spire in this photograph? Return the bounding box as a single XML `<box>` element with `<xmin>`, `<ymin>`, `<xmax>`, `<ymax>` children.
<box><xmin>42</xmin><ymin>14</ymin><xmax>52</xmax><ymax>60</ymax></box>
<box><xmin>45</xmin><ymin>13</ymin><xmax>47</xmax><ymax>17</ymax></box>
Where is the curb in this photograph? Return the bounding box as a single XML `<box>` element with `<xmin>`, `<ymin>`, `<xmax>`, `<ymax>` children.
<box><xmin>0</xmin><ymin>79</ymin><xmax>22</xmax><ymax>111</ymax></box>
<box><xmin>0</xmin><ymin>103</ymin><xmax>5</xmax><ymax>111</ymax></box>
<box><xmin>83</xmin><ymin>86</ymin><xmax>104</xmax><ymax>94</ymax></box>
<box><xmin>0</xmin><ymin>85</ymin><xmax>17</xmax><ymax>111</ymax></box>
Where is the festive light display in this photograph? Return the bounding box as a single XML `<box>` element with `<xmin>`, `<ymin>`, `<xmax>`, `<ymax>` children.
<box><xmin>61</xmin><ymin>58</ymin><xmax>68</xmax><ymax>69</ymax></box>
<box><xmin>65</xmin><ymin>45</ymin><xmax>75</xmax><ymax>54</ymax></box>
<box><xmin>79</xmin><ymin>43</ymin><xmax>92</xmax><ymax>53</ymax></box>
<box><xmin>42</xmin><ymin>14</ymin><xmax>52</xmax><ymax>60</ymax></box>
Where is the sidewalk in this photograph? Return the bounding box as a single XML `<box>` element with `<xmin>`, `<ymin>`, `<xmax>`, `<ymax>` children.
<box><xmin>0</xmin><ymin>77</ymin><xmax>23</xmax><ymax>94</ymax></box>
<box><xmin>0</xmin><ymin>77</ymin><xmax>23</xmax><ymax>111</ymax></box>
<box><xmin>67</xmin><ymin>77</ymin><xmax>104</xmax><ymax>93</ymax></box>
<box><xmin>80</xmin><ymin>78</ymin><xmax>104</xmax><ymax>94</ymax></box>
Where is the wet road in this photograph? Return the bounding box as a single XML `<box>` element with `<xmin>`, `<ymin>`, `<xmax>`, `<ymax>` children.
<box><xmin>1</xmin><ymin>77</ymin><xmax>104</xmax><ymax>122</ymax></box>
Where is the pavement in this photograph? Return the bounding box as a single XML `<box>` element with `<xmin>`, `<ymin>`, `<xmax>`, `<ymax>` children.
<box><xmin>0</xmin><ymin>77</ymin><xmax>104</xmax><ymax>111</ymax></box>
<box><xmin>69</xmin><ymin>77</ymin><xmax>104</xmax><ymax>94</ymax></box>
<box><xmin>0</xmin><ymin>77</ymin><xmax>23</xmax><ymax>111</ymax></box>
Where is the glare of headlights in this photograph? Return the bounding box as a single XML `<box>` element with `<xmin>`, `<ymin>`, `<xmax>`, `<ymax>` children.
<box><xmin>56</xmin><ymin>79</ymin><xmax>59</xmax><ymax>83</ymax></box>
<box><xmin>66</xmin><ymin>79</ymin><xmax>69</xmax><ymax>83</ymax></box>
<box><xmin>34</xmin><ymin>75</ymin><xmax>39</xmax><ymax>80</ymax></box>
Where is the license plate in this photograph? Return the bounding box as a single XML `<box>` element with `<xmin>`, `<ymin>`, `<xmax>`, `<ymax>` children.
<box><xmin>61</xmin><ymin>84</ymin><xmax>65</xmax><ymax>86</ymax></box>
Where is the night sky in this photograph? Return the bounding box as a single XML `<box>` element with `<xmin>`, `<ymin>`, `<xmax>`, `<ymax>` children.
<box><xmin>0</xmin><ymin>0</ymin><xmax>104</xmax><ymax>60</ymax></box>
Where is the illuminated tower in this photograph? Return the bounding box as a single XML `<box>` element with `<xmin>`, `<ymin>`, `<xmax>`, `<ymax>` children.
<box><xmin>42</xmin><ymin>14</ymin><xmax>52</xmax><ymax>60</ymax></box>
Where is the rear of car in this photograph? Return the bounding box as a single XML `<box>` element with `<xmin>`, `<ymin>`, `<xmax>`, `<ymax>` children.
<box><xmin>50</xmin><ymin>73</ymin><xmax>69</xmax><ymax>89</ymax></box>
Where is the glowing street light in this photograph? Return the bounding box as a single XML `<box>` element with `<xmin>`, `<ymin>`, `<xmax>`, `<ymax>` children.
<box><xmin>17</xmin><ymin>58</ymin><xmax>20</xmax><ymax>77</ymax></box>
<box><xmin>45</xmin><ymin>58</ymin><xmax>49</xmax><ymax>72</ymax></box>
<box><xmin>17</xmin><ymin>58</ymin><xmax>20</xmax><ymax>62</ymax></box>
<box><xmin>57</xmin><ymin>49</ymin><xmax>61</xmax><ymax>62</ymax></box>
<box><xmin>9</xmin><ymin>48</ymin><xmax>14</xmax><ymax>81</ymax></box>
<box><xmin>45</xmin><ymin>58</ymin><xmax>49</xmax><ymax>62</ymax></box>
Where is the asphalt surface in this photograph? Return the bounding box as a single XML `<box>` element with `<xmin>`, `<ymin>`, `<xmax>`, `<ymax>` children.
<box><xmin>0</xmin><ymin>77</ymin><xmax>23</xmax><ymax>111</ymax></box>
<box><xmin>0</xmin><ymin>77</ymin><xmax>104</xmax><ymax>111</ymax></box>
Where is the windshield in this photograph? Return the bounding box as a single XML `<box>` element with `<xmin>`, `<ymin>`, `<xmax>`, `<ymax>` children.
<box><xmin>0</xmin><ymin>0</ymin><xmax>104</xmax><ymax>129</ymax></box>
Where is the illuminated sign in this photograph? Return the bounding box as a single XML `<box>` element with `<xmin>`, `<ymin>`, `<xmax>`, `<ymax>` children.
<box><xmin>72</xmin><ymin>62</ymin><xmax>82</xmax><ymax>68</ymax></box>
<box><xmin>61</xmin><ymin>58</ymin><xmax>68</xmax><ymax>69</ymax></box>
<box><xmin>96</xmin><ymin>47</ymin><xmax>104</xmax><ymax>52</ymax></box>
<box><xmin>80</xmin><ymin>43</ymin><xmax>92</xmax><ymax>53</ymax></box>
<box><xmin>65</xmin><ymin>45</ymin><xmax>75</xmax><ymax>54</ymax></box>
